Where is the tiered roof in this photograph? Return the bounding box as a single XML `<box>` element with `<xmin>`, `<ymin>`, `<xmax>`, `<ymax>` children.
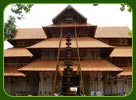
<box><xmin>95</xmin><ymin>27</ymin><xmax>131</xmax><ymax>38</ymax></box>
<box><xmin>4</xmin><ymin>66</ymin><xmax>25</xmax><ymax>77</ymax></box>
<box><xmin>110</xmin><ymin>46</ymin><xmax>132</xmax><ymax>57</ymax></box>
<box><xmin>4</xmin><ymin>5</ymin><xmax>132</xmax><ymax>77</ymax></box>
<box><xmin>27</xmin><ymin>37</ymin><xmax>113</xmax><ymax>49</ymax></box>
<box><xmin>18</xmin><ymin>59</ymin><xmax>123</xmax><ymax>72</ymax></box>
<box><xmin>118</xmin><ymin>66</ymin><xmax>132</xmax><ymax>76</ymax></box>
<box><xmin>4</xmin><ymin>48</ymin><xmax>33</xmax><ymax>57</ymax></box>
<box><xmin>42</xmin><ymin>24</ymin><xmax>97</xmax><ymax>38</ymax></box>
<box><xmin>12</xmin><ymin>28</ymin><xmax>47</xmax><ymax>40</ymax></box>
<box><xmin>44</xmin><ymin>23</ymin><xmax>94</xmax><ymax>28</ymax></box>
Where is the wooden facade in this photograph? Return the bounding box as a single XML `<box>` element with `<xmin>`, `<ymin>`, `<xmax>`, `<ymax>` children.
<box><xmin>4</xmin><ymin>5</ymin><xmax>132</xmax><ymax>96</ymax></box>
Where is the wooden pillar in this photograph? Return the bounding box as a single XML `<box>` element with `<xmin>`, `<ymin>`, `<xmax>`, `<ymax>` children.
<box><xmin>127</xmin><ymin>76</ymin><xmax>132</xmax><ymax>94</ymax></box>
<box><xmin>90</xmin><ymin>72</ymin><xmax>103</xmax><ymax>96</ymax></box>
<box><xmin>97</xmin><ymin>72</ymin><xmax>103</xmax><ymax>96</ymax></box>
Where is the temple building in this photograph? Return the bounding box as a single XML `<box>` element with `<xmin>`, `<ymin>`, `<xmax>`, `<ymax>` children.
<box><xmin>4</xmin><ymin>5</ymin><xmax>132</xmax><ymax>96</ymax></box>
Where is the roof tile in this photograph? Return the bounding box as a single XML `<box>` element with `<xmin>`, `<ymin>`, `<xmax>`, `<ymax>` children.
<box><xmin>95</xmin><ymin>27</ymin><xmax>131</xmax><ymax>38</ymax></box>
<box><xmin>4</xmin><ymin>48</ymin><xmax>33</xmax><ymax>57</ymax></box>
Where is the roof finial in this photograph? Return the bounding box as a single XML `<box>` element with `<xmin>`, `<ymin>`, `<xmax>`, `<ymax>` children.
<box><xmin>67</xmin><ymin>5</ymin><xmax>72</xmax><ymax>10</ymax></box>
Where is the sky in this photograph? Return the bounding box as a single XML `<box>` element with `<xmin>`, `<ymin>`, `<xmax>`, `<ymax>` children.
<box><xmin>4</xmin><ymin>4</ymin><xmax>132</xmax><ymax>50</ymax></box>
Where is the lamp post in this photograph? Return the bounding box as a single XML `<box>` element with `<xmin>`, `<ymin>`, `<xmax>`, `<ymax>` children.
<box><xmin>62</xmin><ymin>33</ymin><xmax>79</xmax><ymax>96</ymax></box>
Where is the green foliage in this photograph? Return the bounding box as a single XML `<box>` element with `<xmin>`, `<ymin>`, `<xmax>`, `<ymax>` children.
<box><xmin>93</xmin><ymin>4</ymin><xmax>131</xmax><ymax>12</ymax></box>
<box><xmin>120</xmin><ymin>4</ymin><xmax>131</xmax><ymax>12</ymax></box>
<box><xmin>128</xmin><ymin>32</ymin><xmax>132</xmax><ymax>36</ymax></box>
<box><xmin>4</xmin><ymin>16</ymin><xmax>18</xmax><ymax>40</ymax></box>
<box><xmin>4</xmin><ymin>4</ymin><xmax>33</xmax><ymax>40</ymax></box>
<box><xmin>11</xmin><ymin>4</ymin><xmax>33</xmax><ymax>20</ymax></box>
<box><xmin>93</xmin><ymin>4</ymin><xmax>98</xmax><ymax>6</ymax></box>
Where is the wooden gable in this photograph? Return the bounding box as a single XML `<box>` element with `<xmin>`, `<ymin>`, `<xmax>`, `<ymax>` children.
<box><xmin>52</xmin><ymin>5</ymin><xmax>87</xmax><ymax>24</ymax></box>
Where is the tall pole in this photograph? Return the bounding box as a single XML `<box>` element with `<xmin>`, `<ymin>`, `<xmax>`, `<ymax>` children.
<box><xmin>52</xmin><ymin>26</ymin><xmax>63</xmax><ymax>95</ymax></box>
<box><xmin>74</xmin><ymin>27</ymin><xmax>85</xmax><ymax>95</ymax></box>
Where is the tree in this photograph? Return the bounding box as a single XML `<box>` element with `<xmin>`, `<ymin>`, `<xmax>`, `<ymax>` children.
<box><xmin>4</xmin><ymin>16</ymin><xmax>18</xmax><ymax>40</ymax></box>
<box><xmin>93</xmin><ymin>4</ymin><xmax>131</xmax><ymax>12</ymax></box>
<box><xmin>120</xmin><ymin>4</ymin><xmax>131</xmax><ymax>12</ymax></box>
<box><xmin>11</xmin><ymin>4</ymin><xmax>33</xmax><ymax>20</ymax></box>
<box><xmin>4</xmin><ymin>4</ymin><xmax>33</xmax><ymax>40</ymax></box>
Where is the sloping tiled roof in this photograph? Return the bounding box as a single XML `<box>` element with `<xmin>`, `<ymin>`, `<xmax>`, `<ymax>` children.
<box><xmin>18</xmin><ymin>59</ymin><xmax>123</xmax><ymax>72</ymax></box>
<box><xmin>95</xmin><ymin>27</ymin><xmax>131</xmax><ymax>38</ymax></box>
<box><xmin>12</xmin><ymin>28</ymin><xmax>47</xmax><ymax>40</ymax></box>
<box><xmin>110</xmin><ymin>46</ymin><xmax>132</xmax><ymax>57</ymax></box>
<box><xmin>118</xmin><ymin>66</ymin><xmax>132</xmax><ymax>76</ymax></box>
<box><xmin>28</xmin><ymin>37</ymin><xmax>113</xmax><ymax>49</ymax></box>
<box><xmin>18</xmin><ymin>60</ymin><xmax>57</xmax><ymax>71</ymax></box>
<box><xmin>4</xmin><ymin>48</ymin><xmax>33</xmax><ymax>57</ymax></box>
<box><xmin>45</xmin><ymin>23</ymin><xmax>94</xmax><ymax>28</ymax></box>
<box><xmin>43</xmin><ymin>24</ymin><xmax>97</xmax><ymax>38</ymax></box>
<box><xmin>4</xmin><ymin>66</ymin><xmax>25</xmax><ymax>77</ymax></box>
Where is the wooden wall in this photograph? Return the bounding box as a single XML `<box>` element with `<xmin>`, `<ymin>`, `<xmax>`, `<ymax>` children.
<box><xmin>4</xmin><ymin>72</ymin><xmax>132</xmax><ymax>96</ymax></box>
